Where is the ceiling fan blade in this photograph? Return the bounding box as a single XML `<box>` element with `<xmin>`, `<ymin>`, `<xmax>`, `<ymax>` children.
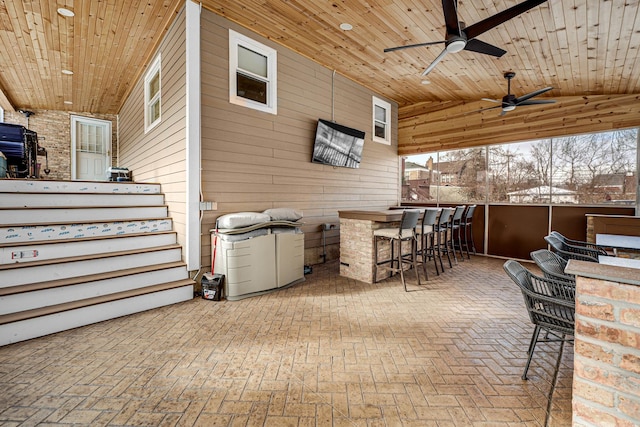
<box><xmin>517</xmin><ymin>99</ymin><xmax>556</xmax><ymax>106</ymax></box>
<box><xmin>462</xmin><ymin>105</ymin><xmax>502</xmax><ymax>116</ymax></box>
<box><xmin>514</xmin><ymin>86</ymin><xmax>553</xmax><ymax>103</ymax></box>
<box><xmin>481</xmin><ymin>98</ymin><xmax>500</xmax><ymax>103</ymax></box>
<box><xmin>421</xmin><ymin>48</ymin><xmax>449</xmax><ymax>76</ymax></box>
<box><xmin>442</xmin><ymin>0</ymin><xmax>461</xmax><ymax>35</ymax></box>
<box><xmin>464</xmin><ymin>39</ymin><xmax>506</xmax><ymax>57</ymax></box>
<box><xmin>384</xmin><ymin>40</ymin><xmax>445</xmax><ymax>53</ymax></box>
<box><xmin>464</xmin><ymin>0</ymin><xmax>548</xmax><ymax>40</ymax></box>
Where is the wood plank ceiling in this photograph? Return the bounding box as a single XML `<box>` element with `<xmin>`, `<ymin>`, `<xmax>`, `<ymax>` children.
<box><xmin>0</xmin><ymin>0</ymin><xmax>639</xmax><ymax>154</ymax></box>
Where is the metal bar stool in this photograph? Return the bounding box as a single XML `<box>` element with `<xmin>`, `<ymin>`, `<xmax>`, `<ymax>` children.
<box><xmin>416</xmin><ymin>208</ymin><xmax>440</xmax><ymax>279</ymax></box>
<box><xmin>450</xmin><ymin>205</ymin><xmax>466</xmax><ymax>262</ymax></box>
<box><xmin>373</xmin><ymin>209</ymin><xmax>421</xmax><ymax>291</ymax></box>
<box><xmin>461</xmin><ymin>205</ymin><xmax>476</xmax><ymax>259</ymax></box>
<box><xmin>433</xmin><ymin>207</ymin><xmax>453</xmax><ymax>273</ymax></box>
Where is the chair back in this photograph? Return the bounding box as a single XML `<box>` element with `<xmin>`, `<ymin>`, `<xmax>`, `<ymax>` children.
<box><xmin>451</xmin><ymin>205</ymin><xmax>466</xmax><ymax>223</ymax></box>
<box><xmin>530</xmin><ymin>249</ymin><xmax>574</xmax><ymax>283</ymax></box>
<box><xmin>421</xmin><ymin>208</ymin><xmax>439</xmax><ymax>229</ymax></box>
<box><xmin>550</xmin><ymin>230</ymin><xmax>608</xmax><ymax>256</ymax></box>
<box><xmin>503</xmin><ymin>260</ymin><xmax>575</xmax><ymax>333</ymax></box>
<box><xmin>544</xmin><ymin>235</ymin><xmax>599</xmax><ymax>262</ymax></box>
<box><xmin>399</xmin><ymin>209</ymin><xmax>421</xmax><ymax>232</ymax></box>
<box><xmin>464</xmin><ymin>205</ymin><xmax>476</xmax><ymax>223</ymax></box>
<box><xmin>437</xmin><ymin>207</ymin><xmax>453</xmax><ymax>227</ymax></box>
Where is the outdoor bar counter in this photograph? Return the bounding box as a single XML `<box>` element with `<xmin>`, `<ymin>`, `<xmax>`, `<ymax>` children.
<box><xmin>564</xmin><ymin>260</ymin><xmax>640</xmax><ymax>426</ymax></box>
<box><xmin>338</xmin><ymin>209</ymin><xmax>409</xmax><ymax>283</ymax></box>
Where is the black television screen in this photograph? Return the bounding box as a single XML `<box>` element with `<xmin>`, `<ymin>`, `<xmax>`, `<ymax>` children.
<box><xmin>312</xmin><ymin>119</ymin><xmax>365</xmax><ymax>169</ymax></box>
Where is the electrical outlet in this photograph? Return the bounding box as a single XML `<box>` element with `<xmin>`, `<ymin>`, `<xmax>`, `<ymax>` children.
<box><xmin>199</xmin><ymin>201</ymin><xmax>218</xmax><ymax>211</ymax></box>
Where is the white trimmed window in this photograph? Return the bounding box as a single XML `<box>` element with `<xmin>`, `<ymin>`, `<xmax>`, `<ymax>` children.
<box><xmin>229</xmin><ymin>29</ymin><xmax>277</xmax><ymax>114</ymax></box>
<box><xmin>144</xmin><ymin>54</ymin><xmax>161</xmax><ymax>132</ymax></box>
<box><xmin>372</xmin><ymin>96</ymin><xmax>391</xmax><ymax>144</ymax></box>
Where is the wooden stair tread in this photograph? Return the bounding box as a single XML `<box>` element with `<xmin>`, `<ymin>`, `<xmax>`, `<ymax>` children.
<box><xmin>0</xmin><ymin>217</ymin><xmax>171</xmax><ymax>229</ymax></box>
<box><xmin>0</xmin><ymin>261</ymin><xmax>188</xmax><ymax>296</ymax></box>
<box><xmin>0</xmin><ymin>279</ymin><xmax>195</xmax><ymax>326</ymax></box>
<box><xmin>0</xmin><ymin>230</ymin><xmax>177</xmax><ymax>249</ymax></box>
<box><xmin>0</xmin><ymin>244</ymin><xmax>182</xmax><ymax>271</ymax></box>
<box><xmin>0</xmin><ymin>204</ymin><xmax>169</xmax><ymax>210</ymax></box>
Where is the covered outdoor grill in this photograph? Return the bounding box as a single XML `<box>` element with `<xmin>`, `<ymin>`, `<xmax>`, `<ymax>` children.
<box><xmin>0</xmin><ymin>122</ymin><xmax>49</xmax><ymax>178</ymax></box>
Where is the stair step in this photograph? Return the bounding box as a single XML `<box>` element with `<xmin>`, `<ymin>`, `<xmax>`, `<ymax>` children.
<box><xmin>0</xmin><ymin>264</ymin><xmax>190</xmax><ymax>315</ymax></box>
<box><xmin>0</xmin><ymin>282</ymin><xmax>194</xmax><ymax>345</ymax></box>
<box><xmin>0</xmin><ymin>261</ymin><xmax>188</xmax><ymax>296</ymax></box>
<box><xmin>0</xmin><ymin>245</ymin><xmax>183</xmax><ymax>287</ymax></box>
<box><xmin>0</xmin><ymin>180</ymin><xmax>161</xmax><ymax>194</ymax></box>
<box><xmin>0</xmin><ymin>206</ymin><xmax>168</xmax><ymax>225</ymax></box>
<box><xmin>0</xmin><ymin>231</ymin><xmax>178</xmax><ymax>265</ymax></box>
<box><xmin>0</xmin><ymin>192</ymin><xmax>164</xmax><ymax>208</ymax></box>
<box><xmin>0</xmin><ymin>218</ymin><xmax>173</xmax><ymax>244</ymax></box>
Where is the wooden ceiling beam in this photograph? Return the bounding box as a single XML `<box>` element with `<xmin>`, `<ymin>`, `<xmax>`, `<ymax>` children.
<box><xmin>398</xmin><ymin>94</ymin><xmax>640</xmax><ymax>155</ymax></box>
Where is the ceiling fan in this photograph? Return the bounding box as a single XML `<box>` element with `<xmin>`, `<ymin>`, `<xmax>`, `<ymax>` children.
<box><xmin>384</xmin><ymin>0</ymin><xmax>549</xmax><ymax>76</ymax></box>
<box><xmin>480</xmin><ymin>71</ymin><xmax>555</xmax><ymax>115</ymax></box>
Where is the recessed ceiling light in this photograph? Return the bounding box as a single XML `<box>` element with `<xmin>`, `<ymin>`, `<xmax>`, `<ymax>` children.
<box><xmin>339</xmin><ymin>23</ymin><xmax>353</xmax><ymax>31</ymax></box>
<box><xmin>421</xmin><ymin>79</ymin><xmax>431</xmax><ymax>85</ymax></box>
<box><xmin>64</xmin><ymin>101</ymin><xmax>73</xmax><ymax>105</ymax></box>
<box><xmin>57</xmin><ymin>8</ymin><xmax>74</xmax><ymax>17</ymax></box>
<box><xmin>61</xmin><ymin>69</ymin><xmax>73</xmax><ymax>75</ymax></box>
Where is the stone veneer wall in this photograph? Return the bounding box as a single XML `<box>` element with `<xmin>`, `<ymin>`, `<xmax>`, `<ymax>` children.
<box><xmin>573</xmin><ymin>276</ymin><xmax>640</xmax><ymax>426</ymax></box>
<box><xmin>2</xmin><ymin>109</ymin><xmax>117</xmax><ymax>180</ymax></box>
<box><xmin>340</xmin><ymin>218</ymin><xmax>409</xmax><ymax>283</ymax></box>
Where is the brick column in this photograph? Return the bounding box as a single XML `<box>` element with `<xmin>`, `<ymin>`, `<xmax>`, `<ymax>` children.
<box><xmin>572</xmin><ymin>276</ymin><xmax>640</xmax><ymax>426</ymax></box>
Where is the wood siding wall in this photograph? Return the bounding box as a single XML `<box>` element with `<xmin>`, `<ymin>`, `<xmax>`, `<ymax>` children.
<box><xmin>118</xmin><ymin>8</ymin><xmax>188</xmax><ymax>255</ymax></box>
<box><xmin>398</xmin><ymin>94</ymin><xmax>640</xmax><ymax>155</ymax></box>
<box><xmin>200</xmin><ymin>10</ymin><xmax>399</xmax><ymax>267</ymax></box>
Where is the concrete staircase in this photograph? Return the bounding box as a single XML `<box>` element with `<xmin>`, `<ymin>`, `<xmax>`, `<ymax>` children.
<box><xmin>0</xmin><ymin>180</ymin><xmax>195</xmax><ymax>346</ymax></box>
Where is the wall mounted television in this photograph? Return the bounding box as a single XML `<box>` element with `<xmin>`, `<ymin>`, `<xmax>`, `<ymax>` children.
<box><xmin>311</xmin><ymin>119</ymin><xmax>365</xmax><ymax>169</ymax></box>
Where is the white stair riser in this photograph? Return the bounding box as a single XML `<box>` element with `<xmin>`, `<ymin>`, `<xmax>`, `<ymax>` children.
<box><xmin>0</xmin><ymin>219</ymin><xmax>173</xmax><ymax>244</ymax></box>
<box><xmin>0</xmin><ymin>206</ymin><xmax>168</xmax><ymax>225</ymax></box>
<box><xmin>0</xmin><ymin>286</ymin><xmax>193</xmax><ymax>346</ymax></box>
<box><xmin>0</xmin><ymin>248</ymin><xmax>183</xmax><ymax>287</ymax></box>
<box><xmin>0</xmin><ymin>193</ymin><xmax>164</xmax><ymax>208</ymax></box>
<box><xmin>0</xmin><ymin>267</ymin><xmax>189</xmax><ymax>315</ymax></box>
<box><xmin>0</xmin><ymin>180</ymin><xmax>160</xmax><ymax>194</ymax></box>
<box><xmin>1</xmin><ymin>233</ymin><xmax>177</xmax><ymax>265</ymax></box>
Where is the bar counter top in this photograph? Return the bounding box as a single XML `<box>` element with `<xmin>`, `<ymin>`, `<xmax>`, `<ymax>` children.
<box><xmin>566</xmin><ymin>259</ymin><xmax>640</xmax><ymax>286</ymax></box>
<box><xmin>338</xmin><ymin>208</ymin><xmax>413</xmax><ymax>222</ymax></box>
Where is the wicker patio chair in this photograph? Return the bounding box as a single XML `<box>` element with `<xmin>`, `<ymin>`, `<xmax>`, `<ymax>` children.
<box><xmin>530</xmin><ymin>249</ymin><xmax>574</xmax><ymax>282</ymax></box>
<box><xmin>544</xmin><ymin>234</ymin><xmax>599</xmax><ymax>263</ymax></box>
<box><xmin>549</xmin><ymin>231</ymin><xmax>609</xmax><ymax>256</ymax></box>
<box><xmin>503</xmin><ymin>259</ymin><xmax>575</xmax><ymax>380</ymax></box>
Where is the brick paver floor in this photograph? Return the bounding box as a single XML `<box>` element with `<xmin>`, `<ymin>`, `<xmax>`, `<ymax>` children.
<box><xmin>0</xmin><ymin>256</ymin><xmax>573</xmax><ymax>426</ymax></box>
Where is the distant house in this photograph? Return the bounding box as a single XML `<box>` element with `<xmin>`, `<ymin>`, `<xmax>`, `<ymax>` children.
<box><xmin>593</xmin><ymin>172</ymin><xmax>637</xmax><ymax>194</ymax></box>
<box><xmin>403</xmin><ymin>161</ymin><xmax>429</xmax><ymax>179</ymax></box>
<box><xmin>507</xmin><ymin>186</ymin><xmax>578</xmax><ymax>204</ymax></box>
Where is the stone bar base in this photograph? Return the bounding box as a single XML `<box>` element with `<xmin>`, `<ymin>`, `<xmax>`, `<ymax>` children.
<box><xmin>339</xmin><ymin>218</ymin><xmax>398</xmax><ymax>283</ymax></box>
<box><xmin>565</xmin><ymin>260</ymin><xmax>640</xmax><ymax>427</ymax></box>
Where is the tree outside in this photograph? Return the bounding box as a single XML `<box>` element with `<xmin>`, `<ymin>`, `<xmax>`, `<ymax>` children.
<box><xmin>402</xmin><ymin>129</ymin><xmax>637</xmax><ymax>205</ymax></box>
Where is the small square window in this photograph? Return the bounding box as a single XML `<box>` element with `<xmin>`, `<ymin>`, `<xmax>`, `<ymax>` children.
<box><xmin>144</xmin><ymin>55</ymin><xmax>161</xmax><ymax>132</ymax></box>
<box><xmin>372</xmin><ymin>96</ymin><xmax>391</xmax><ymax>144</ymax></box>
<box><xmin>229</xmin><ymin>29</ymin><xmax>277</xmax><ymax>114</ymax></box>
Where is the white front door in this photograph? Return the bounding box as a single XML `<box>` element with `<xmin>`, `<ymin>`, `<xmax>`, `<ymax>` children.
<box><xmin>71</xmin><ymin>116</ymin><xmax>111</xmax><ymax>181</ymax></box>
